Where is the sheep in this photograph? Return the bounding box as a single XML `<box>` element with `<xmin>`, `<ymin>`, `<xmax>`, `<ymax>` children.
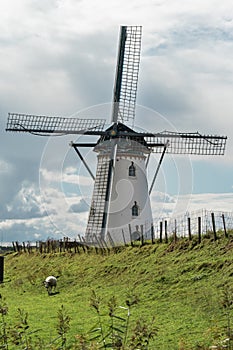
<box><xmin>44</xmin><ymin>275</ymin><xmax>57</xmax><ymax>295</ymax></box>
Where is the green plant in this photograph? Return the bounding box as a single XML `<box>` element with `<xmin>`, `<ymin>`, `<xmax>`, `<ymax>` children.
<box><xmin>56</xmin><ymin>305</ymin><xmax>71</xmax><ymax>349</ymax></box>
<box><xmin>89</xmin><ymin>290</ymin><xmax>106</xmax><ymax>348</ymax></box>
<box><xmin>88</xmin><ymin>291</ymin><xmax>157</xmax><ymax>349</ymax></box>
<box><xmin>0</xmin><ymin>297</ymin><xmax>9</xmax><ymax>349</ymax></box>
<box><xmin>221</xmin><ymin>285</ymin><xmax>233</xmax><ymax>349</ymax></box>
<box><xmin>128</xmin><ymin>317</ymin><xmax>157</xmax><ymax>349</ymax></box>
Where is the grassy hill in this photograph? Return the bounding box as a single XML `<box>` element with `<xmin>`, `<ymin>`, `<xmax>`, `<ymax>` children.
<box><xmin>1</xmin><ymin>233</ymin><xmax>233</xmax><ymax>349</ymax></box>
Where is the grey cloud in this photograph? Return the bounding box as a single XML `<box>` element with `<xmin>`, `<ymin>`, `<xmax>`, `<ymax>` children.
<box><xmin>0</xmin><ymin>179</ymin><xmax>46</xmax><ymax>220</ymax></box>
<box><xmin>1</xmin><ymin>221</ymin><xmax>51</xmax><ymax>243</ymax></box>
<box><xmin>146</xmin><ymin>16</ymin><xmax>233</xmax><ymax>57</ymax></box>
<box><xmin>153</xmin><ymin>191</ymin><xmax>176</xmax><ymax>203</ymax></box>
<box><xmin>68</xmin><ymin>198</ymin><xmax>89</xmax><ymax>213</ymax></box>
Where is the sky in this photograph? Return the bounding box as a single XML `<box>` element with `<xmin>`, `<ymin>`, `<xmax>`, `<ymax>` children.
<box><xmin>0</xmin><ymin>0</ymin><xmax>233</xmax><ymax>243</ymax></box>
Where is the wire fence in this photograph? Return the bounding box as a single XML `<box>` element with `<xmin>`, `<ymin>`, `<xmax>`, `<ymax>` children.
<box><xmin>155</xmin><ymin>209</ymin><xmax>233</xmax><ymax>239</ymax></box>
<box><xmin>12</xmin><ymin>210</ymin><xmax>233</xmax><ymax>254</ymax></box>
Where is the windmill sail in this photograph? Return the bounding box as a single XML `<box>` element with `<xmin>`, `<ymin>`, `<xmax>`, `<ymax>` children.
<box><xmin>112</xmin><ymin>26</ymin><xmax>142</xmax><ymax>125</ymax></box>
<box><xmin>144</xmin><ymin>131</ymin><xmax>227</xmax><ymax>155</ymax></box>
<box><xmin>85</xmin><ymin>155</ymin><xmax>112</xmax><ymax>241</ymax></box>
<box><xmin>6</xmin><ymin>113</ymin><xmax>106</xmax><ymax>135</ymax></box>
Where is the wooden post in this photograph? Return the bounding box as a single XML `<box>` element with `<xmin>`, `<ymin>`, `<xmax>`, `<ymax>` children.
<box><xmin>159</xmin><ymin>221</ymin><xmax>163</xmax><ymax>243</ymax></box>
<box><xmin>173</xmin><ymin>219</ymin><xmax>177</xmax><ymax>243</ymax></box>
<box><xmin>198</xmin><ymin>216</ymin><xmax>201</xmax><ymax>244</ymax></box>
<box><xmin>188</xmin><ymin>217</ymin><xmax>192</xmax><ymax>241</ymax></box>
<box><xmin>222</xmin><ymin>214</ymin><xmax>228</xmax><ymax>238</ymax></box>
<box><xmin>97</xmin><ymin>237</ymin><xmax>106</xmax><ymax>254</ymax></box>
<box><xmin>93</xmin><ymin>233</ymin><xmax>101</xmax><ymax>253</ymax></box>
<box><xmin>59</xmin><ymin>239</ymin><xmax>62</xmax><ymax>253</ymax></box>
<box><xmin>128</xmin><ymin>224</ymin><xmax>133</xmax><ymax>247</ymax></box>
<box><xmin>165</xmin><ymin>220</ymin><xmax>168</xmax><ymax>244</ymax></box>
<box><xmin>15</xmin><ymin>241</ymin><xmax>20</xmax><ymax>253</ymax></box>
<box><xmin>121</xmin><ymin>229</ymin><xmax>127</xmax><ymax>246</ymax></box>
<box><xmin>12</xmin><ymin>242</ymin><xmax>16</xmax><ymax>252</ymax></box>
<box><xmin>79</xmin><ymin>235</ymin><xmax>88</xmax><ymax>253</ymax></box>
<box><xmin>211</xmin><ymin>212</ymin><xmax>217</xmax><ymax>241</ymax></box>
<box><xmin>140</xmin><ymin>225</ymin><xmax>144</xmax><ymax>246</ymax></box>
<box><xmin>73</xmin><ymin>239</ymin><xmax>76</xmax><ymax>254</ymax></box>
<box><xmin>22</xmin><ymin>242</ymin><xmax>26</xmax><ymax>253</ymax></box>
<box><xmin>0</xmin><ymin>256</ymin><xmax>4</xmax><ymax>283</ymax></box>
<box><xmin>101</xmin><ymin>238</ymin><xmax>110</xmax><ymax>252</ymax></box>
<box><xmin>107</xmin><ymin>232</ymin><xmax>116</xmax><ymax>251</ymax></box>
<box><xmin>27</xmin><ymin>242</ymin><xmax>31</xmax><ymax>254</ymax></box>
<box><xmin>151</xmin><ymin>223</ymin><xmax>155</xmax><ymax>244</ymax></box>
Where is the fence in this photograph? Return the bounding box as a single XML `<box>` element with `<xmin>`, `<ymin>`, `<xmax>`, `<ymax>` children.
<box><xmin>155</xmin><ymin>209</ymin><xmax>233</xmax><ymax>241</ymax></box>
<box><xmin>12</xmin><ymin>210</ymin><xmax>233</xmax><ymax>254</ymax></box>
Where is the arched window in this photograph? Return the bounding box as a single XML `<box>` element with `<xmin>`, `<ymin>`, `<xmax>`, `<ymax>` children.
<box><xmin>132</xmin><ymin>201</ymin><xmax>139</xmax><ymax>216</ymax></box>
<box><xmin>129</xmin><ymin>162</ymin><xmax>136</xmax><ymax>177</ymax></box>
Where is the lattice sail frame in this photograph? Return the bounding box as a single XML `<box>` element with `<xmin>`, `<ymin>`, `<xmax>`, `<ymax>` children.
<box><xmin>112</xmin><ymin>26</ymin><xmax>142</xmax><ymax>125</ymax></box>
<box><xmin>145</xmin><ymin>131</ymin><xmax>227</xmax><ymax>155</ymax></box>
<box><xmin>6</xmin><ymin>113</ymin><xmax>106</xmax><ymax>134</ymax></box>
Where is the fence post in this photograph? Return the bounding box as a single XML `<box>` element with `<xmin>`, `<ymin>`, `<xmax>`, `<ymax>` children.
<box><xmin>165</xmin><ymin>220</ymin><xmax>168</xmax><ymax>243</ymax></box>
<box><xmin>159</xmin><ymin>221</ymin><xmax>163</xmax><ymax>243</ymax></box>
<box><xmin>0</xmin><ymin>256</ymin><xmax>4</xmax><ymax>283</ymax></box>
<box><xmin>79</xmin><ymin>235</ymin><xmax>88</xmax><ymax>253</ymax></box>
<box><xmin>22</xmin><ymin>242</ymin><xmax>26</xmax><ymax>253</ymax></box>
<box><xmin>198</xmin><ymin>216</ymin><xmax>201</xmax><ymax>244</ymax></box>
<box><xmin>211</xmin><ymin>212</ymin><xmax>217</xmax><ymax>241</ymax></box>
<box><xmin>128</xmin><ymin>224</ymin><xmax>133</xmax><ymax>247</ymax></box>
<box><xmin>101</xmin><ymin>238</ymin><xmax>110</xmax><ymax>252</ymax></box>
<box><xmin>140</xmin><ymin>225</ymin><xmax>144</xmax><ymax>246</ymax></box>
<box><xmin>97</xmin><ymin>237</ymin><xmax>106</xmax><ymax>254</ymax></box>
<box><xmin>188</xmin><ymin>217</ymin><xmax>192</xmax><ymax>241</ymax></box>
<box><xmin>173</xmin><ymin>219</ymin><xmax>177</xmax><ymax>243</ymax></box>
<box><xmin>121</xmin><ymin>229</ymin><xmax>127</xmax><ymax>246</ymax></box>
<box><xmin>12</xmin><ymin>242</ymin><xmax>16</xmax><ymax>252</ymax></box>
<box><xmin>222</xmin><ymin>214</ymin><xmax>228</xmax><ymax>238</ymax></box>
<box><xmin>151</xmin><ymin>223</ymin><xmax>155</xmax><ymax>244</ymax></box>
<box><xmin>107</xmin><ymin>232</ymin><xmax>116</xmax><ymax>252</ymax></box>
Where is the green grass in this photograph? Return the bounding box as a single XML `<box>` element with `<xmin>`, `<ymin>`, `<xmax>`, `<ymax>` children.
<box><xmin>1</xmin><ymin>232</ymin><xmax>233</xmax><ymax>349</ymax></box>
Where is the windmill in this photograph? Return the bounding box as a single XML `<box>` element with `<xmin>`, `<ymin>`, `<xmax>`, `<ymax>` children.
<box><xmin>6</xmin><ymin>26</ymin><xmax>227</xmax><ymax>245</ymax></box>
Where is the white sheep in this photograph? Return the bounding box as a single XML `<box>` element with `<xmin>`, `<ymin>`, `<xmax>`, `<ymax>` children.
<box><xmin>44</xmin><ymin>276</ymin><xmax>57</xmax><ymax>295</ymax></box>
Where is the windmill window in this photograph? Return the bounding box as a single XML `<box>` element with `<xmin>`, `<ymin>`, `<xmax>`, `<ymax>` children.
<box><xmin>132</xmin><ymin>201</ymin><xmax>139</xmax><ymax>216</ymax></box>
<box><xmin>129</xmin><ymin>162</ymin><xmax>136</xmax><ymax>177</ymax></box>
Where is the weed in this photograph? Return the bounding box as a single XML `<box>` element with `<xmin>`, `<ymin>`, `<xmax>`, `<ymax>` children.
<box><xmin>0</xmin><ymin>296</ymin><xmax>8</xmax><ymax>349</ymax></box>
<box><xmin>56</xmin><ymin>305</ymin><xmax>71</xmax><ymax>349</ymax></box>
<box><xmin>128</xmin><ymin>317</ymin><xmax>158</xmax><ymax>349</ymax></box>
<box><xmin>220</xmin><ymin>285</ymin><xmax>233</xmax><ymax>349</ymax></box>
<box><xmin>88</xmin><ymin>290</ymin><xmax>157</xmax><ymax>349</ymax></box>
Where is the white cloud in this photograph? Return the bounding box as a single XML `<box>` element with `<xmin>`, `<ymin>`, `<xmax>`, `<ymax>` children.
<box><xmin>151</xmin><ymin>192</ymin><xmax>233</xmax><ymax>222</ymax></box>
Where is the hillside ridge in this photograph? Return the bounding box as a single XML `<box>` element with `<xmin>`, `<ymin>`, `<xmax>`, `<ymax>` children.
<box><xmin>2</xmin><ymin>234</ymin><xmax>233</xmax><ymax>349</ymax></box>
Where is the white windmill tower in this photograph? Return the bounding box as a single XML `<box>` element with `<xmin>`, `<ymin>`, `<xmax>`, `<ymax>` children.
<box><xmin>6</xmin><ymin>26</ymin><xmax>227</xmax><ymax>245</ymax></box>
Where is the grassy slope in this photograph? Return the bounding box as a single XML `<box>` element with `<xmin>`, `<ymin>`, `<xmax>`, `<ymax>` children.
<box><xmin>1</xmin><ymin>234</ymin><xmax>233</xmax><ymax>349</ymax></box>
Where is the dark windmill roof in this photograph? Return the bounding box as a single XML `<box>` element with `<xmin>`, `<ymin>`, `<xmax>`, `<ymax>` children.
<box><xmin>97</xmin><ymin>122</ymin><xmax>150</xmax><ymax>149</ymax></box>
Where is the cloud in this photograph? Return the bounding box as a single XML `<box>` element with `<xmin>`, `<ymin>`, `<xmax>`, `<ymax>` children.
<box><xmin>68</xmin><ymin>199</ymin><xmax>89</xmax><ymax>213</ymax></box>
<box><xmin>151</xmin><ymin>192</ymin><xmax>233</xmax><ymax>222</ymax></box>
